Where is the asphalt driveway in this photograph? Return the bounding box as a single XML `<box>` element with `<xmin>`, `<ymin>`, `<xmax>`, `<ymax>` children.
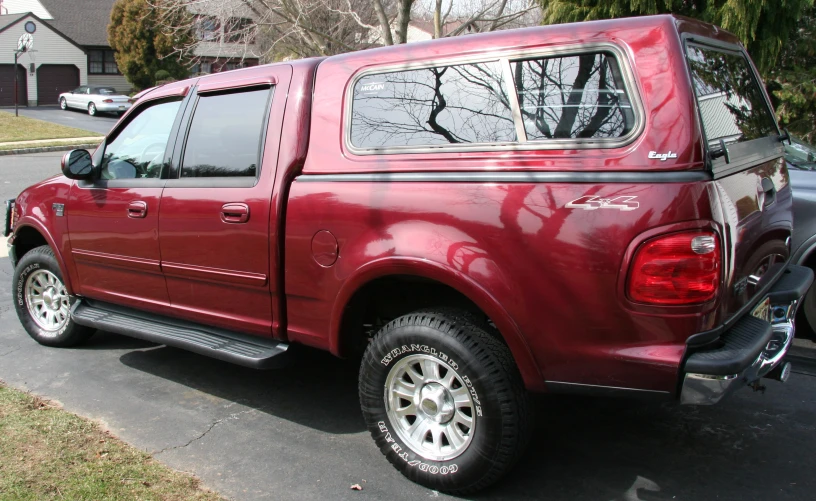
<box><xmin>9</xmin><ymin>105</ymin><xmax>118</xmax><ymax>136</ymax></box>
<box><xmin>2</xmin><ymin>153</ymin><xmax>816</xmax><ymax>501</ymax></box>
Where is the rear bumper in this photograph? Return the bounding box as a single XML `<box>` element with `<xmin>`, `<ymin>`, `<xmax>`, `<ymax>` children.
<box><xmin>95</xmin><ymin>102</ymin><xmax>131</xmax><ymax>112</ymax></box>
<box><xmin>680</xmin><ymin>265</ymin><xmax>814</xmax><ymax>405</ymax></box>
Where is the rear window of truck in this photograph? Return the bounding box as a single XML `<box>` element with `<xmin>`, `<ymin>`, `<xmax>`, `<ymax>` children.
<box><xmin>350</xmin><ymin>61</ymin><xmax>517</xmax><ymax>149</ymax></box>
<box><xmin>348</xmin><ymin>51</ymin><xmax>638</xmax><ymax>152</ymax></box>
<box><xmin>686</xmin><ymin>45</ymin><xmax>777</xmax><ymax>146</ymax></box>
<box><xmin>511</xmin><ymin>53</ymin><xmax>634</xmax><ymax>140</ymax></box>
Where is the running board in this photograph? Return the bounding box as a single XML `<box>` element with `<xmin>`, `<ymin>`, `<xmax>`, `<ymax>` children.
<box><xmin>71</xmin><ymin>300</ymin><xmax>289</xmax><ymax>369</ymax></box>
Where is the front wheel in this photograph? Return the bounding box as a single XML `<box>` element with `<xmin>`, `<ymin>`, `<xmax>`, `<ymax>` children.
<box><xmin>59</xmin><ymin>98</ymin><xmax>67</xmax><ymax>110</ymax></box>
<box><xmin>13</xmin><ymin>245</ymin><xmax>93</xmax><ymax>347</ymax></box>
<box><xmin>359</xmin><ymin>309</ymin><xmax>529</xmax><ymax>494</ymax></box>
<box><xmin>88</xmin><ymin>102</ymin><xmax>96</xmax><ymax>116</ymax></box>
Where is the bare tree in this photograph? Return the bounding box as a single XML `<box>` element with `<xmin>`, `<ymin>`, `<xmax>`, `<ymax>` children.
<box><xmin>150</xmin><ymin>0</ymin><xmax>541</xmax><ymax>66</ymax></box>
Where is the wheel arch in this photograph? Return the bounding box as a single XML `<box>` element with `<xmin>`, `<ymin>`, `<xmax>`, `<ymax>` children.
<box><xmin>329</xmin><ymin>257</ymin><xmax>545</xmax><ymax>391</ymax></box>
<box><xmin>12</xmin><ymin>220</ymin><xmax>74</xmax><ymax>294</ymax></box>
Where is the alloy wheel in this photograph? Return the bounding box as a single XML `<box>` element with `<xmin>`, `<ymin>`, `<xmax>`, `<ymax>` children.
<box><xmin>24</xmin><ymin>269</ymin><xmax>70</xmax><ymax>335</ymax></box>
<box><xmin>384</xmin><ymin>354</ymin><xmax>476</xmax><ymax>461</ymax></box>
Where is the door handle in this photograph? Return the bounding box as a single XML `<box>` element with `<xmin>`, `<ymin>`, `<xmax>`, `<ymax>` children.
<box><xmin>221</xmin><ymin>203</ymin><xmax>249</xmax><ymax>223</ymax></box>
<box><xmin>760</xmin><ymin>177</ymin><xmax>776</xmax><ymax>208</ymax></box>
<box><xmin>127</xmin><ymin>201</ymin><xmax>147</xmax><ymax>218</ymax></box>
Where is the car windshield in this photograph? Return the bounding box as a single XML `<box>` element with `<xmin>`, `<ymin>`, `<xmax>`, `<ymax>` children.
<box><xmin>785</xmin><ymin>136</ymin><xmax>816</xmax><ymax>170</ymax></box>
<box><xmin>96</xmin><ymin>88</ymin><xmax>117</xmax><ymax>95</ymax></box>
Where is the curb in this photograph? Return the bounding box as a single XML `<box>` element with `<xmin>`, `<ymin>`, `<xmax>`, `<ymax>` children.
<box><xmin>0</xmin><ymin>143</ymin><xmax>101</xmax><ymax>157</ymax></box>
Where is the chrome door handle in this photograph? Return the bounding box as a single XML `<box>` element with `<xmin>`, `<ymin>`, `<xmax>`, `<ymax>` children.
<box><xmin>127</xmin><ymin>201</ymin><xmax>147</xmax><ymax>218</ymax></box>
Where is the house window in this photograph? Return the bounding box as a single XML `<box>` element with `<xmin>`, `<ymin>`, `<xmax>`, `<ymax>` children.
<box><xmin>88</xmin><ymin>49</ymin><xmax>119</xmax><ymax>75</ymax></box>
<box><xmin>225</xmin><ymin>18</ymin><xmax>255</xmax><ymax>43</ymax></box>
<box><xmin>192</xmin><ymin>61</ymin><xmax>213</xmax><ymax>75</ymax></box>
<box><xmin>195</xmin><ymin>16</ymin><xmax>220</xmax><ymax>41</ymax></box>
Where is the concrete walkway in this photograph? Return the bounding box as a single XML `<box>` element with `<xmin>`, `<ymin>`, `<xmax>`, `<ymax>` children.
<box><xmin>0</xmin><ymin>136</ymin><xmax>102</xmax><ymax>147</ymax></box>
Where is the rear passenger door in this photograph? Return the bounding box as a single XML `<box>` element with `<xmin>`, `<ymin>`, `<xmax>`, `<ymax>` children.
<box><xmin>159</xmin><ymin>67</ymin><xmax>292</xmax><ymax>337</ymax></box>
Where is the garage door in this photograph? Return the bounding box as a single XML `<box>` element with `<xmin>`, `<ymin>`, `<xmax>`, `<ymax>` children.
<box><xmin>0</xmin><ymin>64</ymin><xmax>27</xmax><ymax>107</ymax></box>
<box><xmin>37</xmin><ymin>65</ymin><xmax>79</xmax><ymax>106</ymax></box>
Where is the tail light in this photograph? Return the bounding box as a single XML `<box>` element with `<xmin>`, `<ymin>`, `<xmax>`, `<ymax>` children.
<box><xmin>628</xmin><ymin>231</ymin><xmax>721</xmax><ymax>305</ymax></box>
<box><xmin>102</xmin><ymin>99</ymin><xmax>114</xmax><ymax>103</ymax></box>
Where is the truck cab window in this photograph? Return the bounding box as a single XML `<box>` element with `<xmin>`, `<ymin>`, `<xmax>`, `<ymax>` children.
<box><xmin>181</xmin><ymin>88</ymin><xmax>271</xmax><ymax>178</ymax></box>
<box><xmin>99</xmin><ymin>99</ymin><xmax>181</xmax><ymax>180</ymax></box>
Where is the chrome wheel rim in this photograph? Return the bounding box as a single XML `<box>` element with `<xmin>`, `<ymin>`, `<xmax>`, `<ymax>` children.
<box><xmin>25</xmin><ymin>270</ymin><xmax>70</xmax><ymax>334</ymax></box>
<box><xmin>384</xmin><ymin>354</ymin><xmax>475</xmax><ymax>461</ymax></box>
<box><xmin>754</xmin><ymin>253</ymin><xmax>786</xmax><ymax>278</ymax></box>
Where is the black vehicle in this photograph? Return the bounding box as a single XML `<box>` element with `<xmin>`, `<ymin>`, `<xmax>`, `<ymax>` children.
<box><xmin>786</xmin><ymin>136</ymin><xmax>816</xmax><ymax>339</ymax></box>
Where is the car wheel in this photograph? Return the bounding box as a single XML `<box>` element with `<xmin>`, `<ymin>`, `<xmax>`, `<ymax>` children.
<box><xmin>59</xmin><ymin>98</ymin><xmax>67</xmax><ymax>110</ymax></box>
<box><xmin>12</xmin><ymin>245</ymin><xmax>93</xmax><ymax>347</ymax></box>
<box><xmin>88</xmin><ymin>102</ymin><xmax>96</xmax><ymax>116</ymax></box>
<box><xmin>359</xmin><ymin>309</ymin><xmax>530</xmax><ymax>494</ymax></box>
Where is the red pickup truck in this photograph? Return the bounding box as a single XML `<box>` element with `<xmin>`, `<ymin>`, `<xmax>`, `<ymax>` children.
<box><xmin>5</xmin><ymin>15</ymin><xmax>813</xmax><ymax>493</ymax></box>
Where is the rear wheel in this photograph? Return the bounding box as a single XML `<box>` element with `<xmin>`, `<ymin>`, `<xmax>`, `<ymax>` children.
<box><xmin>359</xmin><ymin>309</ymin><xmax>529</xmax><ymax>494</ymax></box>
<box><xmin>88</xmin><ymin>102</ymin><xmax>96</xmax><ymax>116</ymax></box>
<box><xmin>13</xmin><ymin>245</ymin><xmax>93</xmax><ymax>347</ymax></box>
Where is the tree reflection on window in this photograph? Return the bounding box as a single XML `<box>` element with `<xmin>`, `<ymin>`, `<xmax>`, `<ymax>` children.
<box><xmin>511</xmin><ymin>53</ymin><xmax>634</xmax><ymax>140</ymax></box>
<box><xmin>351</xmin><ymin>61</ymin><xmax>516</xmax><ymax>148</ymax></box>
<box><xmin>687</xmin><ymin>46</ymin><xmax>776</xmax><ymax>146</ymax></box>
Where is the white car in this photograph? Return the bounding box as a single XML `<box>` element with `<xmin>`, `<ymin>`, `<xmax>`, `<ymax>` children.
<box><xmin>58</xmin><ymin>86</ymin><xmax>132</xmax><ymax>116</ymax></box>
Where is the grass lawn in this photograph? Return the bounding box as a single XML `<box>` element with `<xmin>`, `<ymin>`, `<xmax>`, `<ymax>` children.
<box><xmin>0</xmin><ymin>383</ymin><xmax>223</xmax><ymax>501</ymax></box>
<box><xmin>0</xmin><ymin>111</ymin><xmax>102</xmax><ymax>143</ymax></box>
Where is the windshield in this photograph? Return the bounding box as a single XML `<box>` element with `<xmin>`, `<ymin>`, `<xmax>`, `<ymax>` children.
<box><xmin>785</xmin><ymin>136</ymin><xmax>816</xmax><ymax>170</ymax></box>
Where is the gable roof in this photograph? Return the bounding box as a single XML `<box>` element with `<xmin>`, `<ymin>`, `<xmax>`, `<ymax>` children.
<box><xmin>37</xmin><ymin>0</ymin><xmax>116</xmax><ymax>46</ymax></box>
<box><xmin>0</xmin><ymin>12</ymin><xmax>28</xmax><ymax>32</ymax></box>
<box><xmin>0</xmin><ymin>12</ymin><xmax>85</xmax><ymax>51</ymax></box>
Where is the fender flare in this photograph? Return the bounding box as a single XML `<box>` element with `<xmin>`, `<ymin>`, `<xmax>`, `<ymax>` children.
<box><xmin>13</xmin><ymin>218</ymin><xmax>75</xmax><ymax>295</ymax></box>
<box><xmin>329</xmin><ymin>256</ymin><xmax>546</xmax><ymax>391</ymax></box>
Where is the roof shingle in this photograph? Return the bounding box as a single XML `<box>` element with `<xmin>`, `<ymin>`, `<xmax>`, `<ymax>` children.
<box><xmin>37</xmin><ymin>0</ymin><xmax>116</xmax><ymax>47</ymax></box>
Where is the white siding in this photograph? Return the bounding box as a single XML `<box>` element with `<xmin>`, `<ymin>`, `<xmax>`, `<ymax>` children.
<box><xmin>1</xmin><ymin>0</ymin><xmax>52</xmax><ymax>18</ymax></box>
<box><xmin>88</xmin><ymin>73</ymin><xmax>131</xmax><ymax>94</ymax></box>
<box><xmin>0</xmin><ymin>14</ymin><xmax>86</xmax><ymax>105</ymax></box>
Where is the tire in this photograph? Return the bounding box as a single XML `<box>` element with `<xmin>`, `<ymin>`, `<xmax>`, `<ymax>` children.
<box><xmin>60</xmin><ymin>98</ymin><xmax>67</xmax><ymax>110</ymax></box>
<box><xmin>88</xmin><ymin>102</ymin><xmax>97</xmax><ymax>116</ymax></box>
<box><xmin>359</xmin><ymin>309</ymin><xmax>529</xmax><ymax>494</ymax></box>
<box><xmin>12</xmin><ymin>245</ymin><xmax>93</xmax><ymax>347</ymax></box>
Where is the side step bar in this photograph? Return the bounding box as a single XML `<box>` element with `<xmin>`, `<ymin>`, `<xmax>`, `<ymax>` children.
<box><xmin>71</xmin><ymin>300</ymin><xmax>289</xmax><ymax>369</ymax></box>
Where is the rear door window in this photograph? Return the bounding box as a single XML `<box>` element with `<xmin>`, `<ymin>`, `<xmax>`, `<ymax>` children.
<box><xmin>510</xmin><ymin>53</ymin><xmax>635</xmax><ymax>140</ymax></box>
<box><xmin>181</xmin><ymin>88</ymin><xmax>271</xmax><ymax>178</ymax></box>
<box><xmin>686</xmin><ymin>45</ymin><xmax>777</xmax><ymax>146</ymax></box>
<box><xmin>350</xmin><ymin>61</ymin><xmax>516</xmax><ymax>150</ymax></box>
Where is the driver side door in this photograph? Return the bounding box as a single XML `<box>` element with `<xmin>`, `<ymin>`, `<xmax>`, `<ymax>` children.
<box><xmin>66</xmin><ymin>90</ymin><xmax>189</xmax><ymax>313</ymax></box>
<box><xmin>67</xmin><ymin>86</ymin><xmax>86</xmax><ymax>108</ymax></box>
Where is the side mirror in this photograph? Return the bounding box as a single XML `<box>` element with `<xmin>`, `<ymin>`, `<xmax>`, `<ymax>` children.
<box><xmin>61</xmin><ymin>149</ymin><xmax>94</xmax><ymax>180</ymax></box>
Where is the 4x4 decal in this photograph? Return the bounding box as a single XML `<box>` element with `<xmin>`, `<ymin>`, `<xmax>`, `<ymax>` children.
<box><xmin>566</xmin><ymin>195</ymin><xmax>639</xmax><ymax>211</ymax></box>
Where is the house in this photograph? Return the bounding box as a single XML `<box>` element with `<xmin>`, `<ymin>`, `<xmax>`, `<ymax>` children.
<box><xmin>0</xmin><ymin>0</ymin><xmax>258</xmax><ymax>107</ymax></box>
